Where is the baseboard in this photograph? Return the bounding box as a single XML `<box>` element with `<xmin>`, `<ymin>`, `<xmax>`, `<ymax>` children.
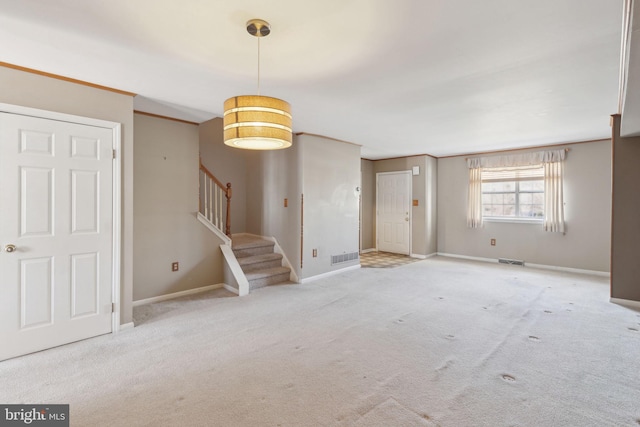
<box><xmin>526</xmin><ymin>263</ymin><xmax>610</xmax><ymax>277</ymax></box>
<box><xmin>118</xmin><ymin>322</ymin><xmax>135</xmax><ymax>332</ymax></box>
<box><xmin>361</xmin><ymin>248</ymin><xmax>376</xmax><ymax>254</ymax></box>
<box><xmin>132</xmin><ymin>283</ymin><xmax>225</xmax><ymax>306</ymax></box>
<box><xmin>410</xmin><ymin>253</ymin><xmax>437</xmax><ymax>259</ymax></box>
<box><xmin>437</xmin><ymin>252</ymin><xmax>497</xmax><ymax>264</ymax></box>
<box><xmin>610</xmin><ymin>297</ymin><xmax>640</xmax><ymax>309</ymax></box>
<box><xmin>436</xmin><ymin>253</ymin><xmax>610</xmax><ymax>277</ymax></box>
<box><xmin>223</xmin><ymin>284</ymin><xmax>239</xmax><ymax>295</ymax></box>
<box><xmin>300</xmin><ymin>264</ymin><xmax>361</xmax><ymax>284</ymax></box>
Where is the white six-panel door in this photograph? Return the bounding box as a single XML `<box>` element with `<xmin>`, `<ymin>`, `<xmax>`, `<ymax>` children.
<box><xmin>376</xmin><ymin>171</ymin><xmax>411</xmax><ymax>254</ymax></box>
<box><xmin>0</xmin><ymin>113</ymin><xmax>114</xmax><ymax>361</ymax></box>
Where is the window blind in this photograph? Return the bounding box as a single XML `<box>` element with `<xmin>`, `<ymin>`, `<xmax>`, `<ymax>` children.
<box><xmin>482</xmin><ymin>165</ymin><xmax>544</xmax><ymax>182</ymax></box>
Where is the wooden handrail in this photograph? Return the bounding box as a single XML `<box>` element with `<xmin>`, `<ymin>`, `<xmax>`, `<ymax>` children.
<box><xmin>200</xmin><ymin>159</ymin><xmax>229</xmax><ymax>194</ymax></box>
<box><xmin>199</xmin><ymin>159</ymin><xmax>232</xmax><ymax>237</ymax></box>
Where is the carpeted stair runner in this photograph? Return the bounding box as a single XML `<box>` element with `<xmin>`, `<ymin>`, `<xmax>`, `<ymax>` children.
<box><xmin>232</xmin><ymin>235</ymin><xmax>290</xmax><ymax>290</ymax></box>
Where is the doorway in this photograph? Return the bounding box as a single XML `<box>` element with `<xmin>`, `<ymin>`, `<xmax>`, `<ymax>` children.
<box><xmin>376</xmin><ymin>171</ymin><xmax>411</xmax><ymax>255</ymax></box>
<box><xmin>0</xmin><ymin>106</ymin><xmax>121</xmax><ymax>360</ymax></box>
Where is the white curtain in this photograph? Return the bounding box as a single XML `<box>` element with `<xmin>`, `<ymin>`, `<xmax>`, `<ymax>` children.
<box><xmin>467</xmin><ymin>165</ymin><xmax>483</xmax><ymax>228</ymax></box>
<box><xmin>467</xmin><ymin>149</ymin><xmax>565</xmax><ymax>168</ymax></box>
<box><xmin>467</xmin><ymin>149</ymin><xmax>566</xmax><ymax>231</ymax></box>
<box><xmin>543</xmin><ymin>160</ymin><xmax>565</xmax><ymax>233</ymax></box>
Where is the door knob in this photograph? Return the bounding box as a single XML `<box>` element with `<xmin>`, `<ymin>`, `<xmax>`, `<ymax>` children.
<box><xmin>4</xmin><ymin>244</ymin><xmax>16</xmax><ymax>253</ymax></box>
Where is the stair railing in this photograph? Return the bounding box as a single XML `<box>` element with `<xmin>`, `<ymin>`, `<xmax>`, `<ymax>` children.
<box><xmin>199</xmin><ymin>159</ymin><xmax>232</xmax><ymax>237</ymax></box>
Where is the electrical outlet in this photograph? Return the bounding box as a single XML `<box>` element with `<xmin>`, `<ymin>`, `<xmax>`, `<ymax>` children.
<box><xmin>172</xmin><ymin>262</ymin><xmax>179</xmax><ymax>271</ymax></box>
<box><xmin>312</xmin><ymin>249</ymin><xmax>318</xmax><ymax>257</ymax></box>
<box><xmin>490</xmin><ymin>239</ymin><xmax>496</xmax><ymax>246</ymax></box>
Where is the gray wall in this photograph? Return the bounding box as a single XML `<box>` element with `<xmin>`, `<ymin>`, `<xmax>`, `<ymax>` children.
<box><xmin>300</xmin><ymin>135</ymin><xmax>361</xmax><ymax>278</ymax></box>
<box><xmin>245</xmin><ymin>142</ymin><xmax>302</xmax><ymax>277</ymax></box>
<box><xmin>611</xmin><ymin>115</ymin><xmax>640</xmax><ymax>301</ymax></box>
<box><xmin>437</xmin><ymin>140</ymin><xmax>612</xmax><ymax>272</ymax></box>
<box><xmin>199</xmin><ymin>117</ymin><xmax>247</xmax><ymax>234</ymax></box>
<box><xmin>369</xmin><ymin>155</ymin><xmax>438</xmax><ymax>256</ymax></box>
<box><xmin>133</xmin><ymin>113</ymin><xmax>225</xmax><ymax>301</ymax></box>
<box><xmin>0</xmin><ymin>66</ymin><xmax>135</xmax><ymax>325</ymax></box>
<box><xmin>245</xmin><ymin>134</ymin><xmax>360</xmax><ymax>280</ymax></box>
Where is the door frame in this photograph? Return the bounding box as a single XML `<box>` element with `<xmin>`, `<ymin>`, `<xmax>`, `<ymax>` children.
<box><xmin>0</xmin><ymin>102</ymin><xmax>123</xmax><ymax>333</ymax></box>
<box><xmin>375</xmin><ymin>170</ymin><xmax>412</xmax><ymax>254</ymax></box>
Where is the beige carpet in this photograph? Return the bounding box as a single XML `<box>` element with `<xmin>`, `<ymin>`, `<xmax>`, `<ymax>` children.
<box><xmin>1</xmin><ymin>257</ymin><xmax>639</xmax><ymax>426</ymax></box>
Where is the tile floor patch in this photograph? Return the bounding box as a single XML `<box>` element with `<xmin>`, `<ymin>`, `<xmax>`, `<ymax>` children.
<box><xmin>360</xmin><ymin>251</ymin><xmax>420</xmax><ymax>268</ymax></box>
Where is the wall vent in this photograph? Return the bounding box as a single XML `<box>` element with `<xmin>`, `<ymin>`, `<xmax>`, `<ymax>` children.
<box><xmin>498</xmin><ymin>258</ymin><xmax>525</xmax><ymax>266</ymax></box>
<box><xmin>331</xmin><ymin>252</ymin><xmax>359</xmax><ymax>265</ymax></box>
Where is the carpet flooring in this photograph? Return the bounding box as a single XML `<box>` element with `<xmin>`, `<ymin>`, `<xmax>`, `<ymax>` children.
<box><xmin>1</xmin><ymin>257</ymin><xmax>639</xmax><ymax>426</ymax></box>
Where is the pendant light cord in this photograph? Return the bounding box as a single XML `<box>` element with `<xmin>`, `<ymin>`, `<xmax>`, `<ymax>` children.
<box><xmin>257</xmin><ymin>36</ymin><xmax>261</xmax><ymax>96</ymax></box>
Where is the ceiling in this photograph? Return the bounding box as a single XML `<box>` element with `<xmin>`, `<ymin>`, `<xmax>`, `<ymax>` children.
<box><xmin>0</xmin><ymin>0</ymin><xmax>625</xmax><ymax>159</ymax></box>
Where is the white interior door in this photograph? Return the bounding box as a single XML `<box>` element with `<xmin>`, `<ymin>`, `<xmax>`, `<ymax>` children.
<box><xmin>0</xmin><ymin>112</ymin><xmax>114</xmax><ymax>361</ymax></box>
<box><xmin>377</xmin><ymin>171</ymin><xmax>411</xmax><ymax>254</ymax></box>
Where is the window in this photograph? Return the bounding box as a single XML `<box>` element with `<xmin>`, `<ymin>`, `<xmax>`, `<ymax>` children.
<box><xmin>481</xmin><ymin>166</ymin><xmax>544</xmax><ymax>220</ymax></box>
<box><xmin>467</xmin><ymin>149</ymin><xmax>566</xmax><ymax>231</ymax></box>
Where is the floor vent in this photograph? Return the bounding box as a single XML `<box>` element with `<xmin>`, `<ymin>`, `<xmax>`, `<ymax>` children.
<box><xmin>498</xmin><ymin>258</ymin><xmax>525</xmax><ymax>266</ymax></box>
<box><xmin>331</xmin><ymin>252</ymin><xmax>359</xmax><ymax>265</ymax></box>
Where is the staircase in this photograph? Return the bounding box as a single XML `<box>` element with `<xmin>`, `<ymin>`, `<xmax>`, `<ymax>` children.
<box><xmin>232</xmin><ymin>235</ymin><xmax>291</xmax><ymax>290</ymax></box>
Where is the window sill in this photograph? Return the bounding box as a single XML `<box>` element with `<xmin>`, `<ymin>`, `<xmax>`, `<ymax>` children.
<box><xmin>483</xmin><ymin>217</ymin><xmax>543</xmax><ymax>225</ymax></box>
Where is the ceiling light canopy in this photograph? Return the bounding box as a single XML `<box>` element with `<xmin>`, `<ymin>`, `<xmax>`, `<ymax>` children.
<box><xmin>223</xmin><ymin>19</ymin><xmax>292</xmax><ymax>150</ymax></box>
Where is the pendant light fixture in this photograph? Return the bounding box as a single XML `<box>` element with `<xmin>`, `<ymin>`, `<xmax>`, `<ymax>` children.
<box><xmin>223</xmin><ymin>19</ymin><xmax>292</xmax><ymax>150</ymax></box>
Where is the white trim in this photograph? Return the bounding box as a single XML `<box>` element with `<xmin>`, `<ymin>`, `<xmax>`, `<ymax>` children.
<box><xmin>197</xmin><ymin>212</ymin><xmax>232</xmax><ymax>246</ymax></box>
<box><xmin>0</xmin><ymin>103</ymin><xmax>124</xmax><ymax>334</ymax></box>
<box><xmin>132</xmin><ymin>284</ymin><xmax>224</xmax><ymax>306</ymax></box>
<box><xmin>220</xmin><ymin>244</ymin><xmax>249</xmax><ymax>296</ymax></box>
<box><xmin>436</xmin><ymin>253</ymin><xmax>610</xmax><ymax>277</ymax></box>
<box><xmin>111</xmin><ymin>124</ymin><xmax>122</xmax><ymax>333</ymax></box>
<box><xmin>223</xmin><ymin>284</ymin><xmax>239</xmax><ymax>295</ymax></box>
<box><xmin>610</xmin><ymin>297</ymin><xmax>640</xmax><ymax>309</ymax></box>
<box><xmin>437</xmin><ymin>253</ymin><xmax>497</xmax><ymax>264</ymax></box>
<box><xmin>361</xmin><ymin>248</ymin><xmax>376</xmax><ymax>254</ymax></box>
<box><xmin>263</xmin><ymin>235</ymin><xmax>300</xmax><ymax>283</ymax></box>
<box><xmin>526</xmin><ymin>262</ymin><xmax>609</xmax><ymax>277</ymax></box>
<box><xmin>483</xmin><ymin>217</ymin><xmax>543</xmax><ymax>225</ymax></box>
<box><xmin>376</xmin><ymin>170</ymin><xmax>412</xmax><ymax>255</ymax></box>
<box><xmin>410</xmin><ymin>254</ymin><xmax>427</xmax><ymax>259</ymax></box>
<box><xmin>300</xmin><ymin>264</ymin><xmax>361</xmax><ymax>284</ymax></box>
<box><xmin>119</xmin><ymin>322</ymin><xmax>135</xmax><ymax>331</ymax></box>
<box><xmin>0</xmin><ymin>103</ymin><xmax>122</xmax><ymax>128</ymax></box>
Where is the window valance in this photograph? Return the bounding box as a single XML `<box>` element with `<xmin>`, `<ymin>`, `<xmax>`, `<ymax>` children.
<box><xmin>466</xmin><ymin>149</ymin><xmax>567</xmax><ymax>169</ymax></box>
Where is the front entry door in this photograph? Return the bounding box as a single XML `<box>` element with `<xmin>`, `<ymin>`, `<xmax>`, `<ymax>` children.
<box><xmin>0</xmin><ymin>113</ymin><xmax>114</xmax><ymax>361</ymax></box>
<box><xmin>377</xmin><ymin>171</ymin><xmax>411</xmax><ymax>254</ymax></box>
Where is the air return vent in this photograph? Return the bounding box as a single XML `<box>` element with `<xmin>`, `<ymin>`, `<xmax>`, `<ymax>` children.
<box><xmin>498</xmin><ymin>258</ymin><xmax>525</xmax><ymax>266</ymax></box>
<box><xmin>331</xmin><ymin>252</ymin><xmax>359</xmax><ymax>265</ymax></box>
